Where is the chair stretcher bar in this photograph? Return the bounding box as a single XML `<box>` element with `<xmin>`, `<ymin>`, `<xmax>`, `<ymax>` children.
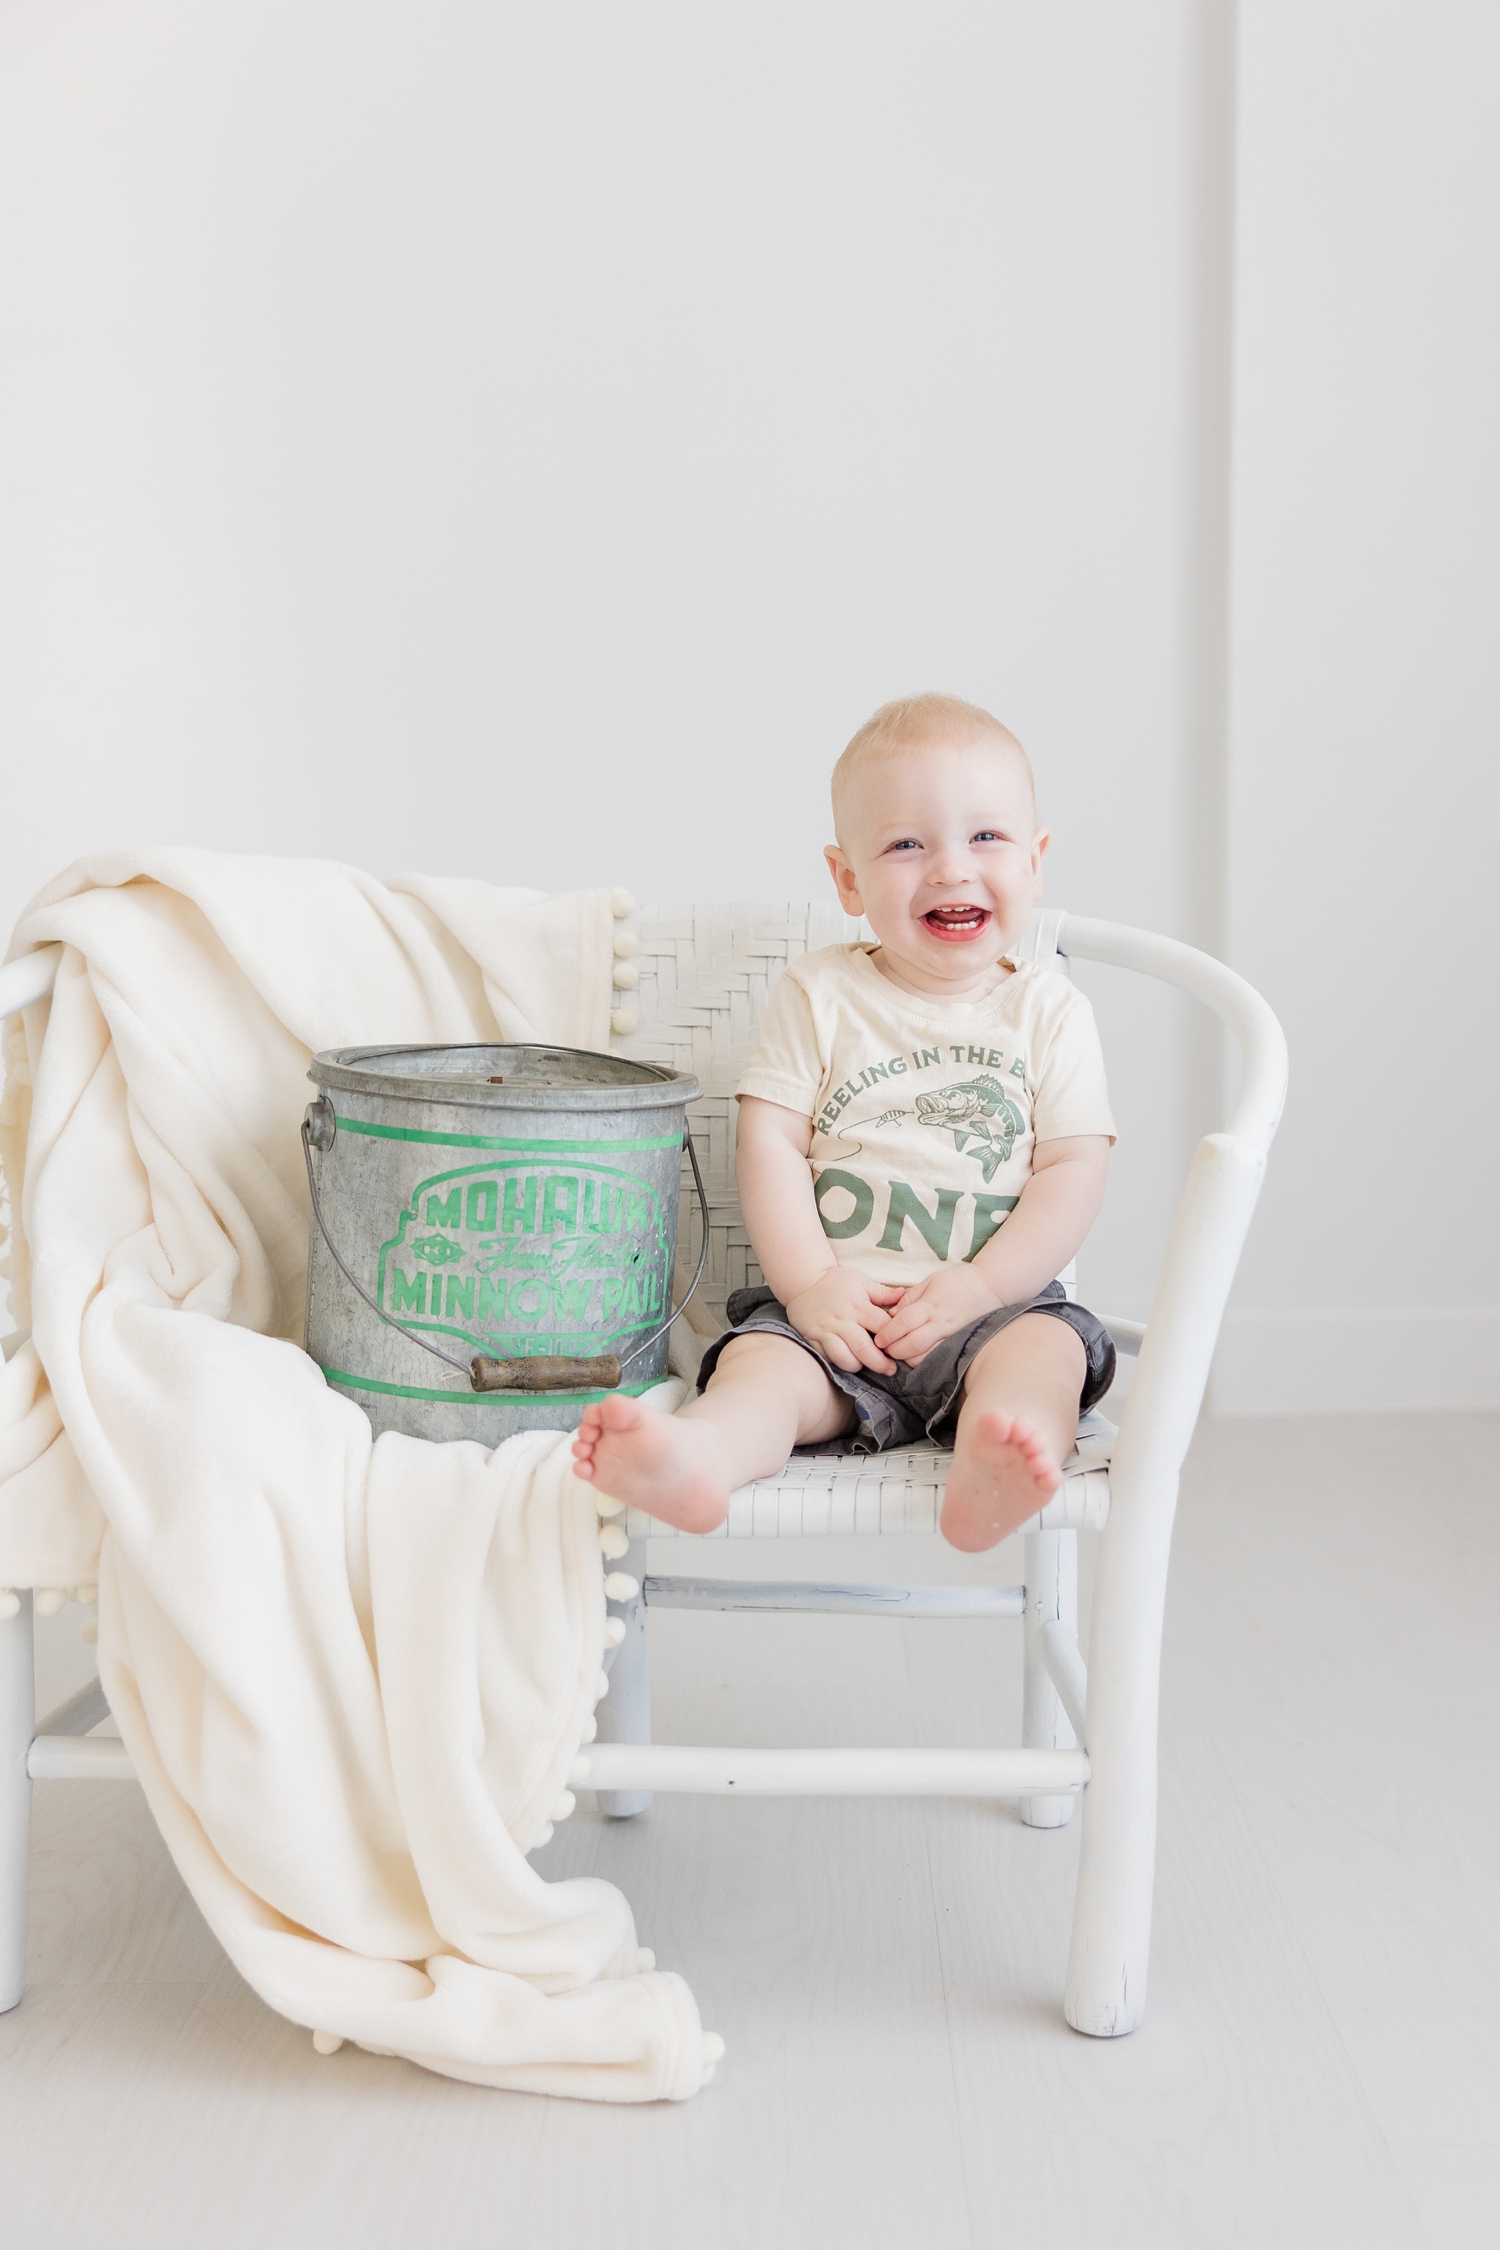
<box><xmin>28</xmin><ymin>1735</ymin><xmax>135</xmax><ymax>1781</ymax></box>
<box><xmin>37</xmin><ymin>1678</ymin><xmax>110</xmax><ymax>1738</ymax></box>
<box><xmin>642</xmin><ymin>1575</ymin><xmax>1026</xmax><ymax>1618</ymax></box>
<box><xmin>580</xmin><ymin>1743</ymin><xmax>1089</xmax><ymax>1797</ymax></box>
<box><xmin>1040</xmin><ymin>1620</ymin><xmax>1089</xmax><ymax>1744</ymax></box>
<box><xmin>27</xmin><ymin>1681</ymin><xmax>129</xmax><ymax>1779</ymax></box>
<box><xmin>29</xmin><ymin>1734</ymin><xmax>1091</xmax><ymax>1798</ymax></box>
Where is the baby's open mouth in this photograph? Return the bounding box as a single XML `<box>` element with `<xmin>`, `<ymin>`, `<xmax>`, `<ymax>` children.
<box><xmin>922</xmin><ymin>905</ymin><xmax>991</xmax><ymax>941</ymax></box>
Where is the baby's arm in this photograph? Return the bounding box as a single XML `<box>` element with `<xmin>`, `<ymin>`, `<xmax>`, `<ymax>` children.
<box><xmin>874</xmin><ymin>1134</ymin><xmax>1111</xmax><ymax>1364</ymax></box>
<box><xmin>736</xmin><ymin>1096</ymin><xmax>905</xmax><ymax>1374</ymax></box>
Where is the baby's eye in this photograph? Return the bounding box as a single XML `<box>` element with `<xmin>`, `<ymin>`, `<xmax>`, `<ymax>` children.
<box><xmin>886</xmin><ymin>837</ymin><xmax>921</xmax><ymax>853</ymax></box>
<box><xmin>971</xmin><ymin>829</ymin><xmax>1006</xmax><ymax>844</ymax></box>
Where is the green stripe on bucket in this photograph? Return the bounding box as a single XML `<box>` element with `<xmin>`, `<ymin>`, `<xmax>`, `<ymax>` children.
<box><xmin>332</xmin><ymin>1115</ymin><xmax>681</xmax><ymax>1154</ymax></box>
<box><xmin>320</xmin><ymin>1365</ymin><xmax>654</xmax><ymax>1406</ymax></box>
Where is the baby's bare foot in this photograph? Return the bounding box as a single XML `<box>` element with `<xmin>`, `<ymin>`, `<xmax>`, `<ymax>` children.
<box><xmin>571</xmin><ymin>1397</ymin><xmax>730</xmax><ymax>1535</ymax></box>
<box><xmin>940</xmin><ymin>1410</ymin><xmax>1063</xmax><ymax>1553</ymax></box>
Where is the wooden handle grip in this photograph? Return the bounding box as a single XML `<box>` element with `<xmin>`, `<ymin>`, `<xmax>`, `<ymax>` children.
<box><xmin>469</xmin><ymin>1354</ymin><xmax>623</xmax><ymax>1394</ymax></box>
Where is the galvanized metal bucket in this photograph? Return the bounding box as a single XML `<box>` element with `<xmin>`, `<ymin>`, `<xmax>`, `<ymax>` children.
<box><xmin>301</xmin><ymin>1043</ymin><xmax>702</xmax><ymax>1445</ymax></box>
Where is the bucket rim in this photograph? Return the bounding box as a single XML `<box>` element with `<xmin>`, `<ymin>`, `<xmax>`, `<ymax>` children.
<box><xmin>308</xmin><ymin>1041</ymin><xmax>700</xmax><ymax>1112</ymax></box>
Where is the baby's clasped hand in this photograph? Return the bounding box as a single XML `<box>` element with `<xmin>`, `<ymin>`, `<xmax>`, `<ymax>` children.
<box><xmin>784</xmin><ymin>1269</ymin><xmax>906</xmax><ymax>1376</ymax></box>
<box><xmin>872</xmin><ymin>1263</ymin><xmax>1004</xmax><ymax>1366</ymax></box>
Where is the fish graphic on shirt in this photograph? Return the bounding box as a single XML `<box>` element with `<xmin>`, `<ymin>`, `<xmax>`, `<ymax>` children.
<box><xmin>832</xmin><ymin>1074</ymin><xmax>1026</xmax><ymax>1184</ymax></box>
<box><xmin>912</xmin><ymin>1074</ymin><xmax>1025</xmax><ymax>1182</ymax></box>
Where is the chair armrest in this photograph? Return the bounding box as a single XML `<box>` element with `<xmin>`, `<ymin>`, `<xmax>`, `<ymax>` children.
<box><xmin>0</xmin><ymin>946</ymin><xmax>62</xmax><ymax>1023</ymax></box>
<box><xmin>1056</xmin><ymin>915</ymin><xmax>1287</xmax><ymax>1152</ymax></box>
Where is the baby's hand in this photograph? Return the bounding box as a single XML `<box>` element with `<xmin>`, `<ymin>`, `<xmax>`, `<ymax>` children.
<box><xmin>784</xmin><ymin>1269</ymin><xmax>906</xmax><ymax>1376</ymax></box>
<box><xmin>873</xmin><ymin>1264</ymin><xmax>1004</xmax><ymax>1365</ymax></box>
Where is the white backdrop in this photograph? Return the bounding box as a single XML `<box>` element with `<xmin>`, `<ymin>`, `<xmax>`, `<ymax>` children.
<box><xmin>1218</xmin><ymin>2</ymin><xmax>1500</xmax><ymax>1411</ymax></box>
<box><xmin>1</xmin><ymin>1</ymin><xmax>1495</xmax><ymax>1409</ymax></box>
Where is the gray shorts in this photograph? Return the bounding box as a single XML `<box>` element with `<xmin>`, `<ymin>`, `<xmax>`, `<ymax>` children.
<box><xmin>695</xmin><ymin>1278</ymin><xmax>1115</xmax><ymax>1454</ymax></box>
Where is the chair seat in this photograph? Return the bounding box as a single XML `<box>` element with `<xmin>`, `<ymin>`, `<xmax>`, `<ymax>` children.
<box><xmin>627</xmin><ymin>1413</ymin><xmax>1115</xmax><ymax>1541</ymax></box>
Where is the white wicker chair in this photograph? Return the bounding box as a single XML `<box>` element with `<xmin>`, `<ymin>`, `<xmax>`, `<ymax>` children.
<box><xmin>0</xmin><ymin>902</ymin><xmax>1285</xmax><ymax>2040</ymax></box>
<box><xmin>591</xmin><ymin>901</ymin><xmax>1286</xmax><ymax>2036</ymax></box>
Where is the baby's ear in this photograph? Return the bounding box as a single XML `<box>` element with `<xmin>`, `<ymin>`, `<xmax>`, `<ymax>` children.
<box><xmin>824</xmin><ymin>844</ymin><xmax>863</xmax><ymax>915</ymax></box>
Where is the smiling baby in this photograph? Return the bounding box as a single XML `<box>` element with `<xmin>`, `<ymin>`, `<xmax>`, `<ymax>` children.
<box><xmin>572</xmin><ymin>693</ymin><xmax>1117</xmax><ymax>1551</ymax></box>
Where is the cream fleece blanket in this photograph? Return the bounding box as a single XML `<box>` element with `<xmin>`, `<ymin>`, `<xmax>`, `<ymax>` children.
<box><xmin>0</xmin><ymin>851</ymin><xmax>711</xmax><ymax>2102</ymax></box>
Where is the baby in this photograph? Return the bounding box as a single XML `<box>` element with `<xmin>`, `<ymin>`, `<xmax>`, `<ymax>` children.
<box><xmin>572</xmin><ymin>693</ymin><xmax>1117</xmax><ymax>1551</ymax></box>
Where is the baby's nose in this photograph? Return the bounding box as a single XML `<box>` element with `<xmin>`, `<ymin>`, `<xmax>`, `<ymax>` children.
<box><xmin>926</xmin><ymin>850</ymin><xmax>975</xmax><ymax>883</ymax></box>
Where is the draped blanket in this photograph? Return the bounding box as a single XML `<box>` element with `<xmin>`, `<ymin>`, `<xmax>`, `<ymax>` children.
<box><xmin>0</xmin><ymin>852</ymin><xmax>710</xmax><ymax>2101</ymax></box>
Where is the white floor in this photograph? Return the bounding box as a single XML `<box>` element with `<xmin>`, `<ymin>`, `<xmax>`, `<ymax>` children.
<box><xmin>3</xmin><ymin>1412</ymin><xmax>1497</xmax><ymax>2250</ymax></box>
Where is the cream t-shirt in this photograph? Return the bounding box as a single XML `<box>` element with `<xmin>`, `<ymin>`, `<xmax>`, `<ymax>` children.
<box><xmin>737</xmin><ymin>944</ymin><xmax>1116</xmax><ymax>1287</ymax></box>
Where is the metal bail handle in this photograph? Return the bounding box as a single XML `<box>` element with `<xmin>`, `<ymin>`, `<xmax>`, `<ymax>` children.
<box><xmin>301</xmin><ymin>1101</ymin><xmax>709</xmax><ymax>1394</ymax></box>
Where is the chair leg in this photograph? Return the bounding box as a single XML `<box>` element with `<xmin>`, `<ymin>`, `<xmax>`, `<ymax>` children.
<box><xmin>0</xmin><ymin>1590</ymin><xmax>35</xmax><ymax>2014</ymax></box>
<box><xmin>595</xmin><ymin>1537</ymin><xmax>651</xmax><ymax>1818</ymax></box>
<box><xmin>1063</xmin><ymin>1501</ymin><xmax>1160</xmax><ymax>2038</ymax></box>
<box><xmin>1021</xmin><ymin>1529</ymin><xmax>1077</xmax><ymax>1829</ymax></box>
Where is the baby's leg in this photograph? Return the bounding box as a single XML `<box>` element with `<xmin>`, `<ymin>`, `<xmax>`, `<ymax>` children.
<box><xmin>571</xmin><ymin>1333</ymin><xmax>854</xmax><ymax>1535</ymax></box>
<box><xmin>940</xmin><ymin>1314</ymin><xmax>1087</xmax><ymax>1553</ymax></box>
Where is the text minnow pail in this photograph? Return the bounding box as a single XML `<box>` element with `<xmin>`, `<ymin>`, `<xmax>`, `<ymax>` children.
<box><xmin>301</xmin><ymin>1043</ymin><xmax>702</xmax><ymax>1443</ymax></box>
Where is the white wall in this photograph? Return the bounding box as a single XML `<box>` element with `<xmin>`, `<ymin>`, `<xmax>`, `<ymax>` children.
<box><xmin>1</xmin><ymin>2</ymin><xmax>1494</xmax><ymax>1403</ymax></box>
<box><xmin>1217</xmin><ymin>0</ymin><xmax>1500</xmax><ymax>1411</ymax></box>
<box><xmin>0</xmin><ymin>0</ymin><xmax>1224</xmax><ymax>1325</ymax></box>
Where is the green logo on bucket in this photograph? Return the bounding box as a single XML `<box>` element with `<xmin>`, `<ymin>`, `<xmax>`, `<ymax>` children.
<box><xmin>375</xmin><ymin>1159</ymin><xmax>670</xmax><ymax>1356</ymax></box>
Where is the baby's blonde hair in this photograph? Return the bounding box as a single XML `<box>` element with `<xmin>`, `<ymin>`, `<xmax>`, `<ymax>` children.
<box><xmin>831</xmin><ymin>693</ymin><xmax>1034</xmax><ymax>840</ymax></box>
